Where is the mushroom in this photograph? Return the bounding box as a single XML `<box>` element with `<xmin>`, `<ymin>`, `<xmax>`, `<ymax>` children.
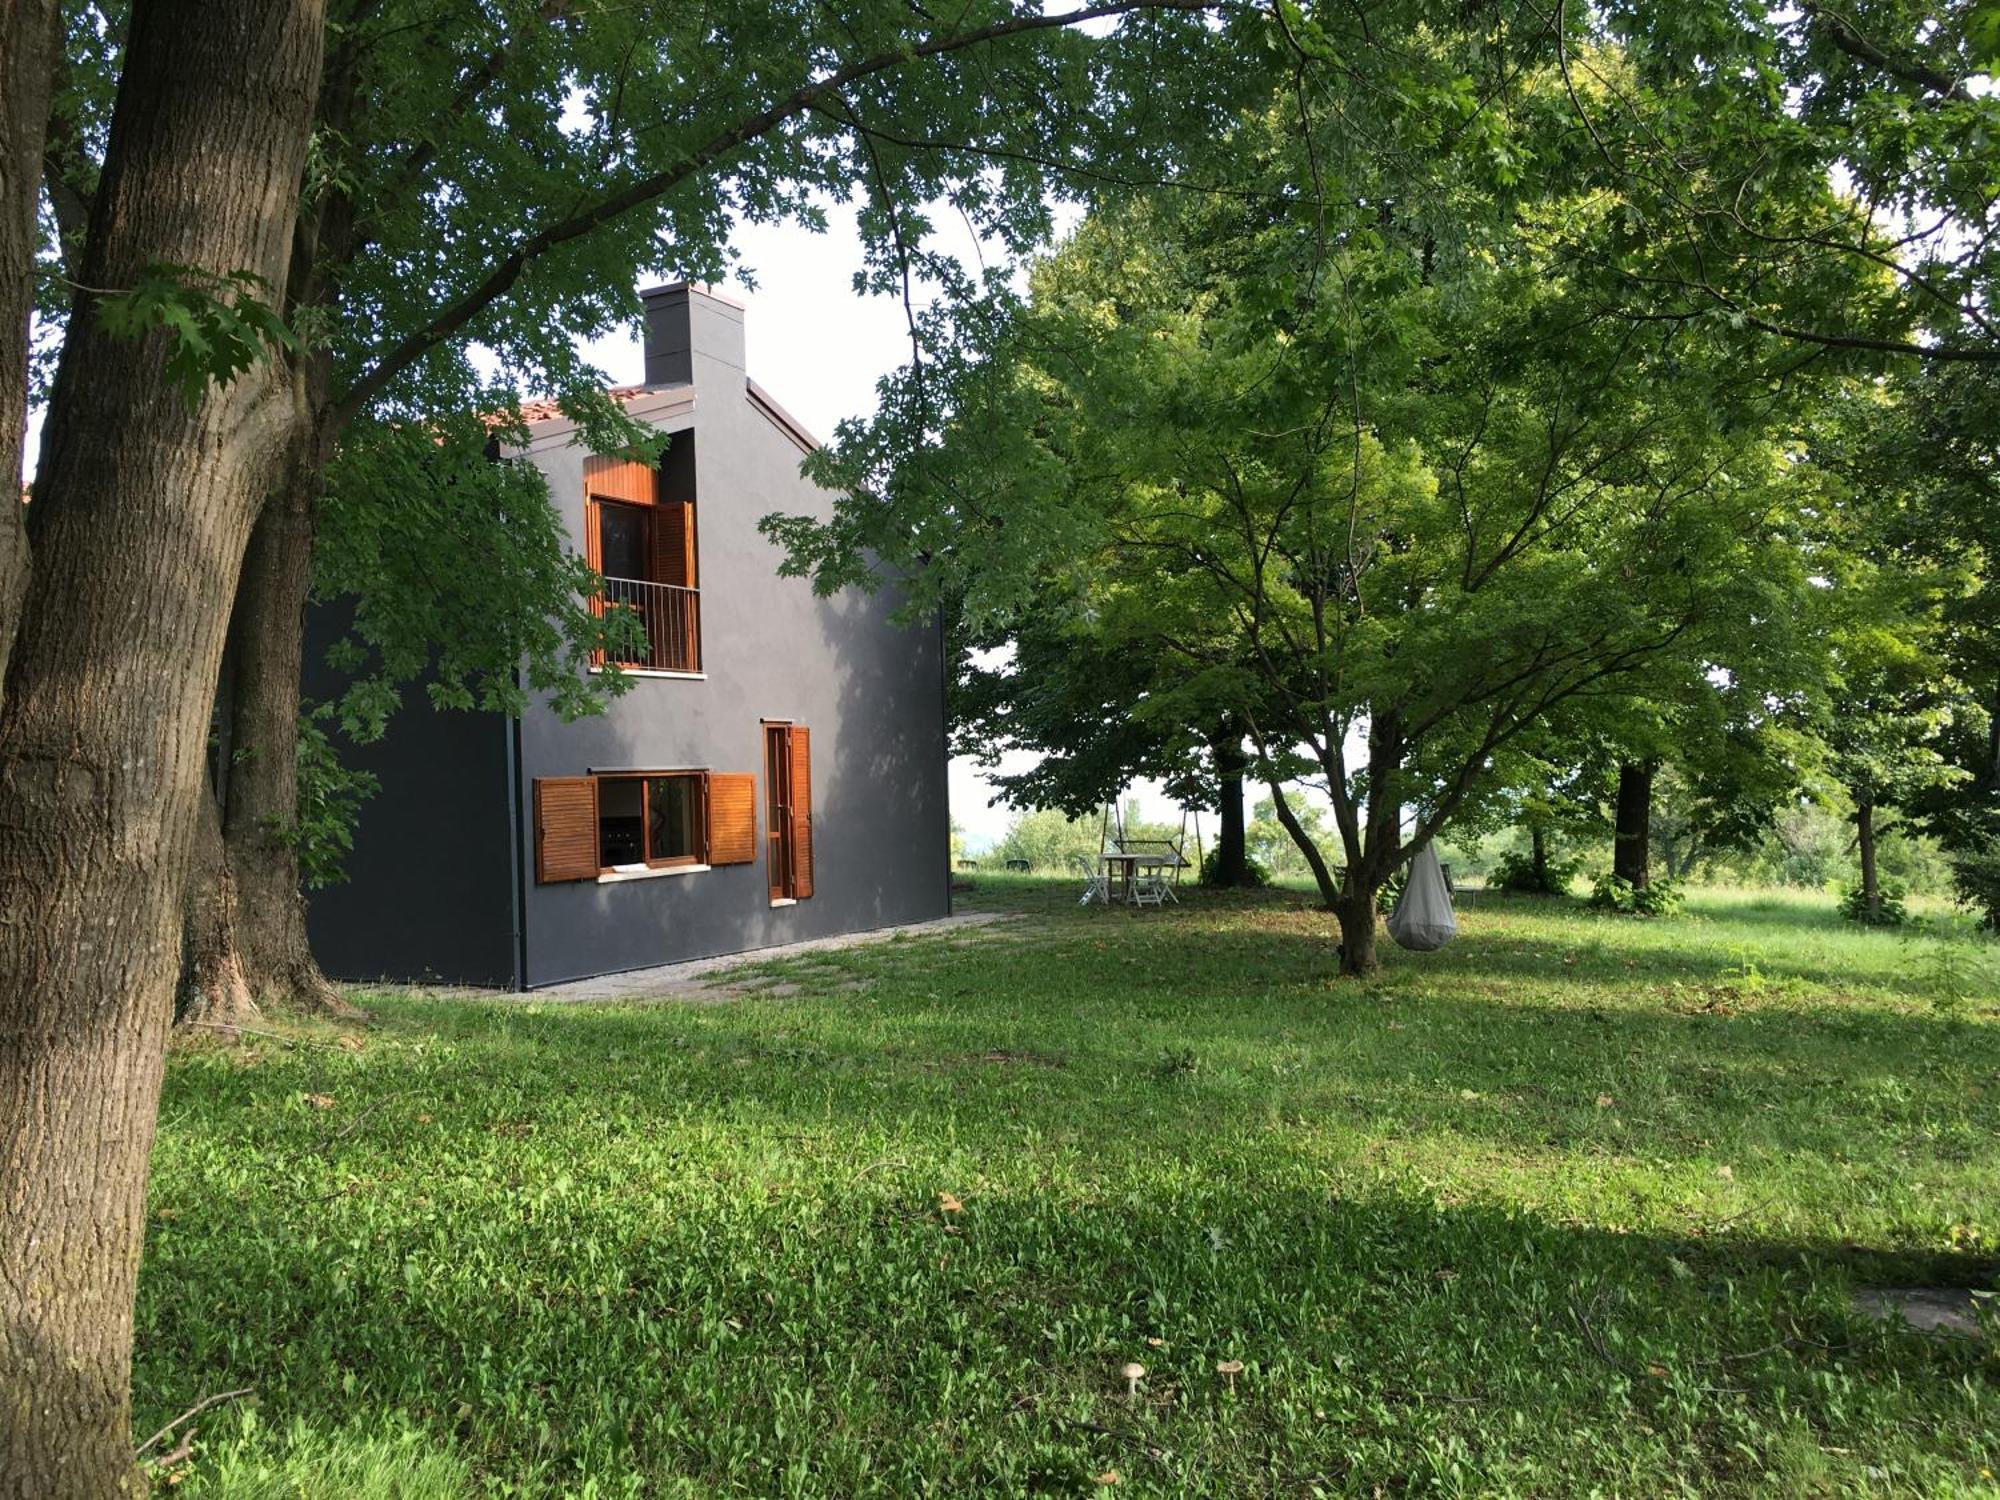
<box><xmin>1119</xmin><ymin>1361</ymin><xmax>1146</xmax><ymax>1401</ymax></box>
<box><xmin>1215</xmin><ymin>1358</ymin><xmax>1244</xmax><ymax>1394</ymax></box>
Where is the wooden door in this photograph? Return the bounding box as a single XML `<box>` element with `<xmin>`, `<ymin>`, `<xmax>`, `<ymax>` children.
<box><xmin>765</xmin><ymin>724</ymin><xmax>792</xmax><ymax>900</ymax></box>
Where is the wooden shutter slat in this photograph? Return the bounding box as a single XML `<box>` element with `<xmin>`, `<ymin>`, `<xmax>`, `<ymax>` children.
<box><xmin>788</xmin><ymin>727</ymin><xmax>813</xmax><ymax>900</ymax></box>
<box><xmin>708</xmin><ymin>773</ymin><xmax>757</xmax><ymax>865</ymax></box>
<box><xmin>583</xmin><ymin>454</ymin><xmax>655</xmax><ymax>505</ymax></box>
<box><xmin>535</xmin><ymin>777</ymin><xmax>599</xmax><ymax>883</ymax></box>
<box><xmin>654</xmin><ymin>501</ymin><xmax>694</xmax><ymax>589</ymax></box>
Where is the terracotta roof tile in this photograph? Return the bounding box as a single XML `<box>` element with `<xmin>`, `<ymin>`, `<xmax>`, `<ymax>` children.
<box><xmin>490</xmin><ymin>383</ymin><xmax>656</xmax><ymax>428</ymax></box>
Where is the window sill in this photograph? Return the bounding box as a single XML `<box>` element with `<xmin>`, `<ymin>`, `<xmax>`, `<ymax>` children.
<box><xmin>769</xmin><ymin>896</ymin><xmax>797</xmax><ymax>908</ymax></box>
<box><xmin>589</xmin><ymin>667</ymin><xmax>706</xmax><ymax>680</ymax></box>
<box><xmin>597</xmin><ymin>863</ymin><xmax>710</xmax><ymax>885</ymax></box>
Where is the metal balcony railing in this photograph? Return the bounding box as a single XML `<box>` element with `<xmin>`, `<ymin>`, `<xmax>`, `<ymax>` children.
<box><xmin>598</xmin><ymin>576</ymin><xmax>701</xmax><ymax>673</ymax></box>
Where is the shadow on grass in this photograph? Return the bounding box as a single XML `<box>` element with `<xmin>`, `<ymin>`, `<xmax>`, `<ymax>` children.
<box><xmin>139</xmin><ymin>878</ymin><xmax>1999</xmax><ymax>1495</ymax></box>
<box><xmin>138</xmin><ymin>1145</ymin><xmax>1995</xmax><ymax>1497</ymax></box>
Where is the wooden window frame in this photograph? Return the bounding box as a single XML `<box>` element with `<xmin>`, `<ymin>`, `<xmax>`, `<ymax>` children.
<box><xmin>587</xmin><ymin>498</ymin><xmax>659</xmax><ymax>672</ymax></box>
<box><xmin>761</xmin><ymin>721</ymin><xmax>813</xmax><ymax>902</ymax></box>
<box><xmin>583</xmin><ymin>446</ymin><xmax>700</xmax><ymax>673</ymax></box>
<box><xmin>596</xmin><ymin>770</ymin><xmax>709</xmax><ymax>873</ymax></box>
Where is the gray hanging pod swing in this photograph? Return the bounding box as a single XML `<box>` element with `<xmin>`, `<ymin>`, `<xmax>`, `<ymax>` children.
<box><xmin>1386</xmin><ymin>843</ymin><xmax>1457</xmax><ymax>952</ymax></box>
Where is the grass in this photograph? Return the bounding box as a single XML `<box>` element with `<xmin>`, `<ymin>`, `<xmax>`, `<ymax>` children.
<box><xmin>138</xmin><ymin>878</ymin><xmax>2000</xmax><ymax>1496</ymax></box>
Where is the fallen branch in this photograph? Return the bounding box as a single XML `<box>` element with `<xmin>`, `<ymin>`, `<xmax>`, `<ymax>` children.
<box><xmin>179</xmin><ymin>1021</ymin><xmax>357</xmax><ymax>1051</ymax></box>
<box><xmin>849</xmin><ymin>1156</ymin><xmax>908</xmax><ymax>1184</ymax></box>
<box><xmin>135</xmin><ymin>1387</ymin><xmax>253</xmax><ymax>1457</ymax></box>
<box><xmin>144</xmin><ymin>1429</ymin><xmax>198</xmax><ymax>1469</ymax></box>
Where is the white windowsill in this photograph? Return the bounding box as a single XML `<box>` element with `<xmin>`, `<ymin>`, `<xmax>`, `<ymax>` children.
<box><xmin>597</xmin><ymin>863</ymin><xmax>711</xmax><ymax>884</ymax></box>
<box><xmin>769</xmin><ymin>897</ymin><xmax>797</xmax><ymax>908</ymax></box>
<box><xmin>589</xmin><ymin>667</ymin><xmax>707</xmax><ymax>680</ymax></box>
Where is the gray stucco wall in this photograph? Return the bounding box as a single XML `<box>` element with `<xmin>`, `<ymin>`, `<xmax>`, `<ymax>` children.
<box><xmin>509</xmin><ymin>357</ymin><xmax>949</xmax><ymax>985</ymax></box>
<box><xmin>302</xmin><ymin>605</ymin><xmax>521</xmax><ymax>988</ymax></box>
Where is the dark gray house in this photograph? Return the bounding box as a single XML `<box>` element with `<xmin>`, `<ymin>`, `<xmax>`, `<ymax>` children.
<box><xmin>306</xmin><ymin>283</ymin><xmax>951</xmax><ymax>988</ymax></box>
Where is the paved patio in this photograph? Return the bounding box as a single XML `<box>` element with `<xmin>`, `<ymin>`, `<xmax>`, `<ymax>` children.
<box><xmin>532</xmin><ymin>910</ymin><xmax>1016</xmax><ymax>1001</ymax></box>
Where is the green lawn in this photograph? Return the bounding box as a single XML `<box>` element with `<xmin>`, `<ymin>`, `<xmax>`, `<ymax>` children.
<box><xmin>140</xmin><ymin>880</ymin><xmax>1999</xmax><ymax>1497</ymax></box>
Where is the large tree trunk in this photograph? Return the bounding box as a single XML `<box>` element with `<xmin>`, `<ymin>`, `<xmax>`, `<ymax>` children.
<box><xmin>1530</xmin><ymin>824</ymin><xmax>1549</xmax><ymax>891</ymax></box>
<box><xmin>1855</xmin><ymin>796</ymin><xmax>1879</xmax><ymax>922</ymax></box>
<box><xmin>0</xmin><ymin>0</ymin><xmax>59</xmax><ymax>696</ymax></box>
<box><xmin>1335</xmin><ymin>893</ymin><xmax>1379</xmax><ymax>977</ymax></box>
<box><xmin>219</xmin><ymin>449</ymin><xmax>360</xmax><ymax>1016</ymax></box>
<box><xmin>0</xmin><ymin>1</ymin><xmax>323</xmax><ymax>1492</ymax></box>
<box><xmin>1613</xmin><ymin>762</ymin><xmax>1653</xmax><ymax>889</ymax></box>
<box><xmin>180</xmin><ymin>776</ymin><xmax>260</xmax><ymax>1031</ymax></box>
<box><xmin>1209</xmin><ymin>727</ymin><xmax>1248</xmax><ymax>885</ymax></box>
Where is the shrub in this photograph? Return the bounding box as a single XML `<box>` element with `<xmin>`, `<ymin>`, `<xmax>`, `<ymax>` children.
<box><xmin>1490</xmin><ymin>846</ymin><xmax>1581</xmax><ymax>896</ymax></box>
<box><xmin>1199</xmin><ymin>848</ymin><xmax>1270</xmax><ymax>887</ymax></box>
<box><xmin>1587</xmin><ymin>873</ymin><xmax>1684</xmax><ymax>916</ymax></box>
<box><xmin>1839</xmin><ymin>879</ymin><xmax>1908</xmax><ymax>927</ymax></box>
<box><xmin>1376</xmin><ymin>870</ymin><xmax>1404</xmax><ymax>913</ymax></box>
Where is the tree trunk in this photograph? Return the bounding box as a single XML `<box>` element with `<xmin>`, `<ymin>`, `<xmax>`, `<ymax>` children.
<box><xmin>0</xmin><ymin>0</ymin><xmax>59</xmax><ymax>698</ymax></box>
<box><xmin>1675</xmin><ymin>835</ymin><xmax>1702</xmax><ymax>881</ymax></box>
<box><xmin>1530</xmin><ymin>825</ymin><xmax>1549</xmax><ymax>891</ymax></box>
<box><xmin>0</xmin><ymin>1</ymin><xmax>323</xmax><ymax>1491</ymax></box>
<box><xmin>180</xmin><ymin>778</ymin><xmax>260</xmax><ymax>1031</ymax></box>
<box><xmin>1335</xmin><ymin>893</ymin><xmax>1380</xmax><ymax>977</ymax></box>
<box><xmin>1264</xmin><ymin>775</ymin><xmax>1341</xmax><ymax>907</ymax></box>
<box><xmin>1210</xmin><ymin>728</ymin><xmax>1248</xmax><ymax>885</ymax></box>
<box><xmin>220</xmin><ymin>451</ymin><xmax>361</xmax><ymax>1017</ymax></box>
<box><xmin>1613</xmin><ymin>762</ymin><xmax>1653</xmax><ymax>889</ymax></box>
<box><xmin>1985</xmin><ymin>673</ymin><xmax>2000</xmax><ymax>792</ymax></box>
<box><xmin>1856</xmin><ymin>796</ymin><xmax>1879</xmax><ymax>922</ymax></box>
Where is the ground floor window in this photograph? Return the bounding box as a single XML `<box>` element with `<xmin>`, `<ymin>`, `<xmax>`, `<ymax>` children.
<box><xmin>598</xmin><ymin>772</ymin><xmax>704</xmax><ymax>870</ymax></box>
<box><xmin>535</xmin><ymin>768</ymin><xmax>758</xmax><ymax>884</ymax></box>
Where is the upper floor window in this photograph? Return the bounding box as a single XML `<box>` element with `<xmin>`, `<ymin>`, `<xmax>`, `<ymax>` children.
<box><xmin>584</xmin><ymin>439</ymin><xmax>700</xmax><ymax>673</ymax></box>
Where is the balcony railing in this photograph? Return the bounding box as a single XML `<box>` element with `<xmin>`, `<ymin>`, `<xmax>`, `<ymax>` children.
<box><xmin>599</xmin><ymin>576</ymin><xmax>701</xmax><ymax>673</ymax></box>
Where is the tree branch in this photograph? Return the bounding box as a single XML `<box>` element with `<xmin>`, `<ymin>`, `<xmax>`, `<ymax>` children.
<box><xmin>1799</xmin><ymin>2</ymin><xmax>1971</xmax><ymax>101</ymax></box>
<box><xmin>331</xmin><ymin>0</ymin><xmax>1231</xmax><ymax>429</ymax></box>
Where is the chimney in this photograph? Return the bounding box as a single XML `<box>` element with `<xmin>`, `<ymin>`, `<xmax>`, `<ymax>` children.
<box><xmin>640</xmin><ymin>282</ymin><xmax>746</xmax><ymax>388</ymax></box>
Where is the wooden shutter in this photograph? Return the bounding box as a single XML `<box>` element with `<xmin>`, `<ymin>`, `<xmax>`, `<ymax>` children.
<box><xmin>534</xmin><ymin>777</ymin><xmax>599</xmax><ymax>883</ymax></box>
<box><xmin>788</xmin><ymin>728</ymin><xmax>813</xmax><ymax>899</ymax></box>
<box><xmin>707</xmin><ymin>772</ymin><xmax>757</xmax><ymax>865</ymax></box>
<box><xmin>583</xmin><ymin>454</ymin><xmax>654</xmax><ymax>505</ymax></box>
<box><xmin>654</xmin><ymin>500</ymin><xmax>695</xmax><ymax>588</ymax></box>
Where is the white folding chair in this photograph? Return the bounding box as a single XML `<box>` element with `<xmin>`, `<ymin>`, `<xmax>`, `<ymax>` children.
<box><xmin>1132</xmin><ymin>866</ymin><xmax>1168</xmax><ymax>907</ymax></box>
<box><xmin>1073</xmin><ymin>854</ymin><xmax>1110</xmax><ymax>907</ymax></box>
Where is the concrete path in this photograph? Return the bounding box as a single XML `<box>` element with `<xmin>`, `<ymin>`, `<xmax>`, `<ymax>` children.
<box><xmin>532</xmin><ymin>910</ymin><xmax>1016</xmax><ymax>1002</ymax></box>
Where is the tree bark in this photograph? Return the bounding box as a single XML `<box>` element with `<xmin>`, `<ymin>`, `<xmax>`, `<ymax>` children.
<box><xmin>1530</xmin><ymin>824</ymin><xmax>1549</xmax><ymax>891</ymax></box>
<box><xmin>1613</xmin><ymin>762</ymin><xmax>1653</xmax><ymax>888</ymax></box>
<box><xmin>219</xmin><ymin>447</ymin><xmax>361</xmax><ymax>1017</ymax></box>
<box><xmin>1855</xmin><ymin>796</ymin><xmax>1879</xmax><ymax>922</ymax></box>
<box><xmin>1209</xmin><ymin>727</ymin><xmax>1247</xmax><ymax>885</ymax></box>
<box><xmin>180</xmin><ymin>775</ymin><xmax>260</xmax><ymax>1030</ymax></box>
<box><xmin>1335</xmin><ymin>894</ymin><xmax>1380</xmax><ymax>976</ymax></box>
<box><xmin>0</xmin><ymin>0</ymin><xmax>59</xmax><ymax>699</ymax></box>
<box><xmin>0</xmin><ymin>2</ymin><xmax>323</xmax><ymax>1492</ymax></box>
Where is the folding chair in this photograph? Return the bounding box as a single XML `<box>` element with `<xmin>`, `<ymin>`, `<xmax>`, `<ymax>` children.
<box><xmin>1131</xmin><ymin>866</ymin><xmax>1169</xmax><ymax>907</ymax></box>
<box><xmin>1073</xmin><ymin>854</ymin><xmax>1110</xmax><ymax>907</ymax></box>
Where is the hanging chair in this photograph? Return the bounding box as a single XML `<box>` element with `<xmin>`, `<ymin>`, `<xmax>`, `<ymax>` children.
<box><xmin>1386</xmin><ymin>844</ymin><xmax>1458</xmax><ymax>952</ymax></box>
